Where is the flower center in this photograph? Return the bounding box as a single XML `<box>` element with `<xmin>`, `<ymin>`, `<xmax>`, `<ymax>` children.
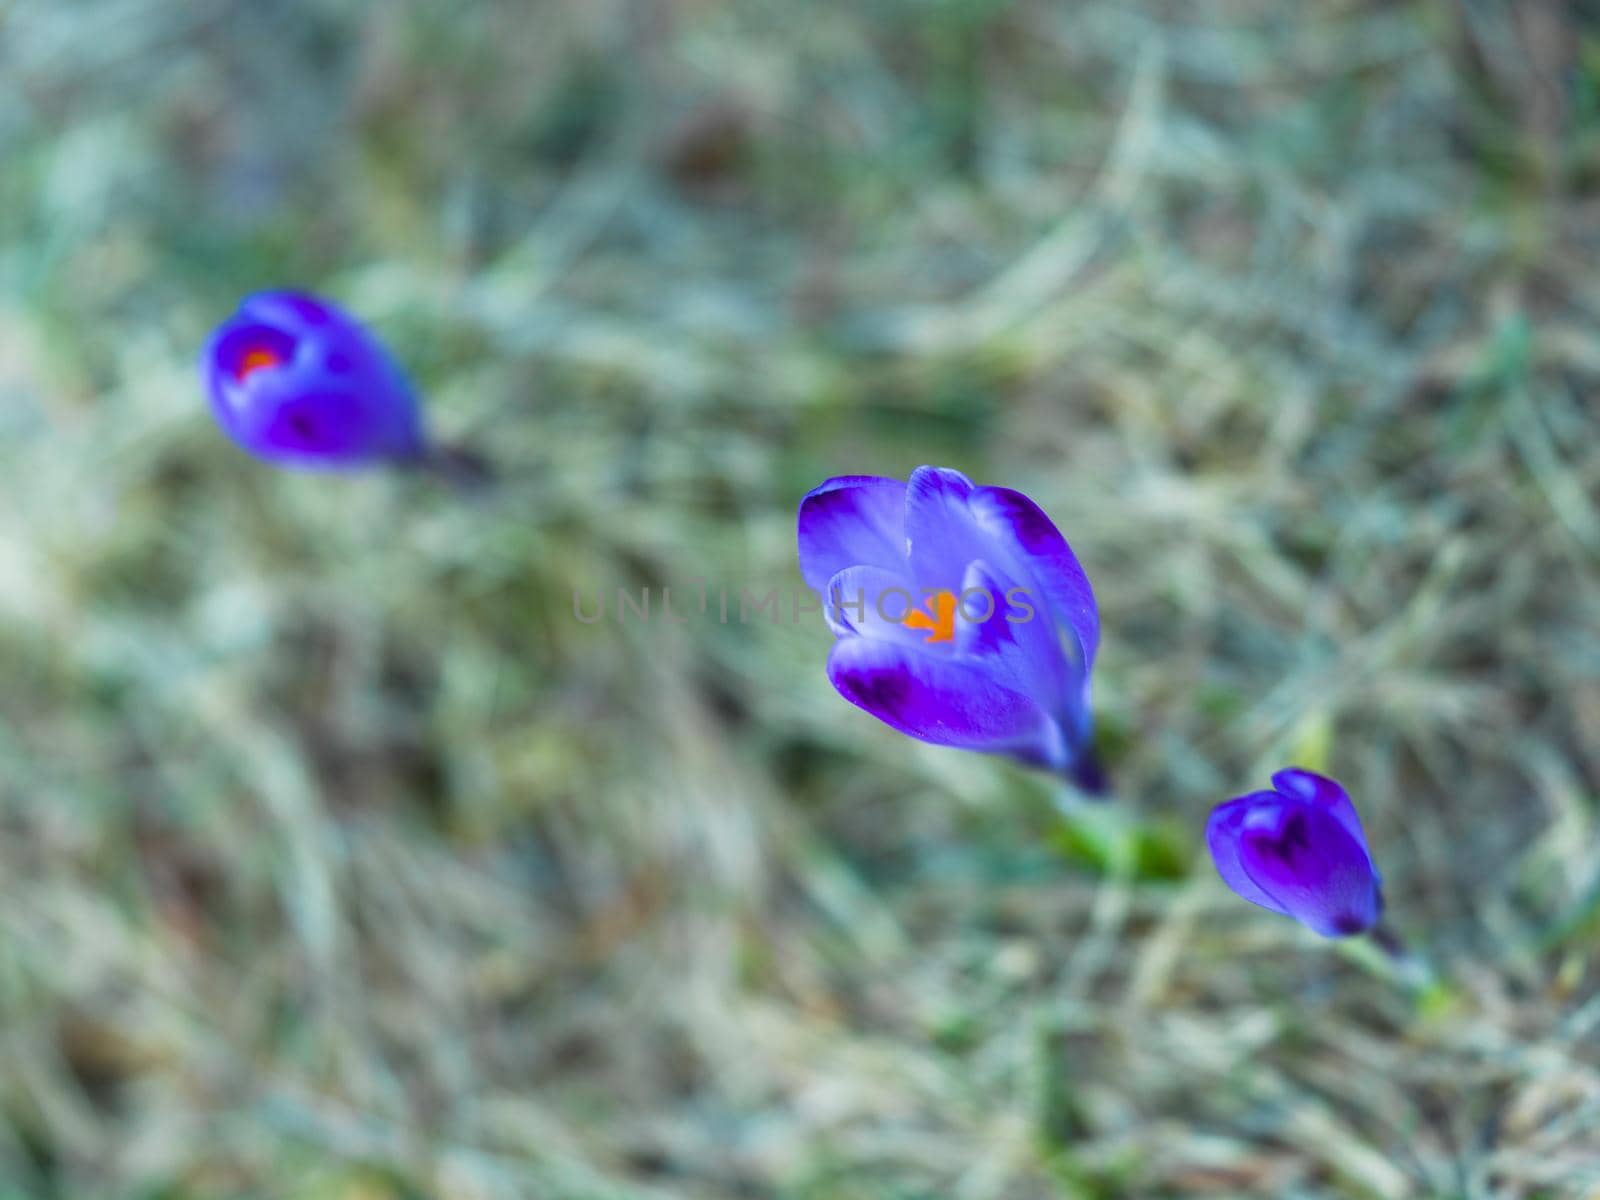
<box><xmin>236</xmin><ymin>346</ymin><xmax>284</xmax><ymax>380</ymax></box>
<box><xmin>903</xmin><ymin>590</ymin><xmax>957</xmax><ymax>644</ymax></box>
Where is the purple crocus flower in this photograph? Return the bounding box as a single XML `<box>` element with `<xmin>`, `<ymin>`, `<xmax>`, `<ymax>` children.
<box><xmin>202</xmin><ymin>290</ymin><xmax>425</xmax><ymax>469</ymax></box>
<box><xmin>797</xmin><ymin>466</ymin><xmax>1104</xmax><ymax>792</ymax></box>
<box><xmin>1206</xmin><ymin>768</ymin><xmax>1383</xmax><ymax>938</ymax></box>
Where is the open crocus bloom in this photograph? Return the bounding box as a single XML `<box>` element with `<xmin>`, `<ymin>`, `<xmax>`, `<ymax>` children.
<box><xmin>797</xmin><ymin>466</ymin><xmax>1104</xmax><ymax>792</ymax></box>
<box><xmin>1206</xmin><ymin>768</ymin><xmax>1383</xmax><ymax>938</ymax></box>
<box><xmin>202</xmin><ymin>290</ymin><xmax>425</xmax><ymax>469</ymax></box>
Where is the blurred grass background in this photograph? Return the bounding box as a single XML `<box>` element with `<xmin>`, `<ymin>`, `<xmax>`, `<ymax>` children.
<box><xmin>3</xmin><ymin>0</ymin><xmax>1600</xmax><ymax>1195</ymax></box>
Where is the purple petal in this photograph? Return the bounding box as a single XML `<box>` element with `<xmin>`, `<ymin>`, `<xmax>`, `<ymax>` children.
<box><xmin>797</xmin><ymin>476</ymin><xmax>907</xmax><ymax>594</ymax></box>
<box><xmin>952</xmin><ymin>559</ymin><xmax>1018</xmax><ymax>660</ymax></box>
<box><xmin>902</xmin><ymin>468</ymin><xmax>1096</xmax><ymax>683</ymax></box>
<box><xmin>240</xmin><ymin>290</ymin><xmax>338</xmax><ymax>328</ymax></box>
<box><xmin>823</xmin><ymin>564</ymin><xmax>922</xmax><ymax>642</ymax></box>
<box><xmin>967</xmin><ymin>485</ymin><xmax>1098</xmax><ymax>671</ymax></box>
<box><xmin>1270</xmin><ymin>768</ymin><xmax>1372</xmax><ymax>867</ymax></box>
<box><xmin>826</xmin><ymin>635</ymin><xmax>1066</xmax><ymax>769</ymax></box>
<box><xmin>904</xmin><ymin>466</ymin><xmax>987</xmax><ymax>590</ymax></box>
<box><xmin>1237</xmin><ymin>802</ymin><xmax>1382</xmax><ymax>938</ymax></box>
<box><xmin>955</xmin><ymin>558</ymin><xmax>1085</xmax><ymax>740</ymax></box>
<box><xmin>1206</xmin><ymin>794</ymin><xmax>1293</xmax><ymax>917</ymax></box>
<box><xmin>256</xmin><ymin>389</ymin><xmax>376</xmax><ymax>458</ymax></box>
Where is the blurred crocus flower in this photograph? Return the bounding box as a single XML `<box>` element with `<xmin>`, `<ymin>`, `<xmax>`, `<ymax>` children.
<box><xmin>797</xmin><ymin>466</ymin><xmax>1104</xmax><ymax>792</ymax></box>
<box><xmin>1206</xmin><ymin>768</ymin><xmax>1382</xmax><ymax>937</ymax></box>
<box><xmin>202</xmin><ymin>290</ymin><xmax>425</xmax><ymax>469</ymax></box>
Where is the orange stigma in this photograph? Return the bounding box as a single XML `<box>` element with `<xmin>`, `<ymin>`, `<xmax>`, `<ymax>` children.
<box><xmin>903</xmin><ymin>590</ymin><xmax>958</xmax><ymax>644</ymax></box>
<box><xmin>236</xmin><ymin>346</ymin><xmax>282</xmax><ymax>380</ymax></box>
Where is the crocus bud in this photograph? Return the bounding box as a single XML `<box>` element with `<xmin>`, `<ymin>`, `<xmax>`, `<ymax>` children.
<box><xmin>202</xmin><ymin>290</ymin><xmax>425</xmax><ymax>469</ymax></box>
<box><xmin>796</xmin><ymin>466</ymin><xmax>1104</xmax><ymax>792</ymax></box>
<box><xmin>1206</xmin><ymin>768</ymin><xmax>1382</xmax><ymax>937</ymax></box>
